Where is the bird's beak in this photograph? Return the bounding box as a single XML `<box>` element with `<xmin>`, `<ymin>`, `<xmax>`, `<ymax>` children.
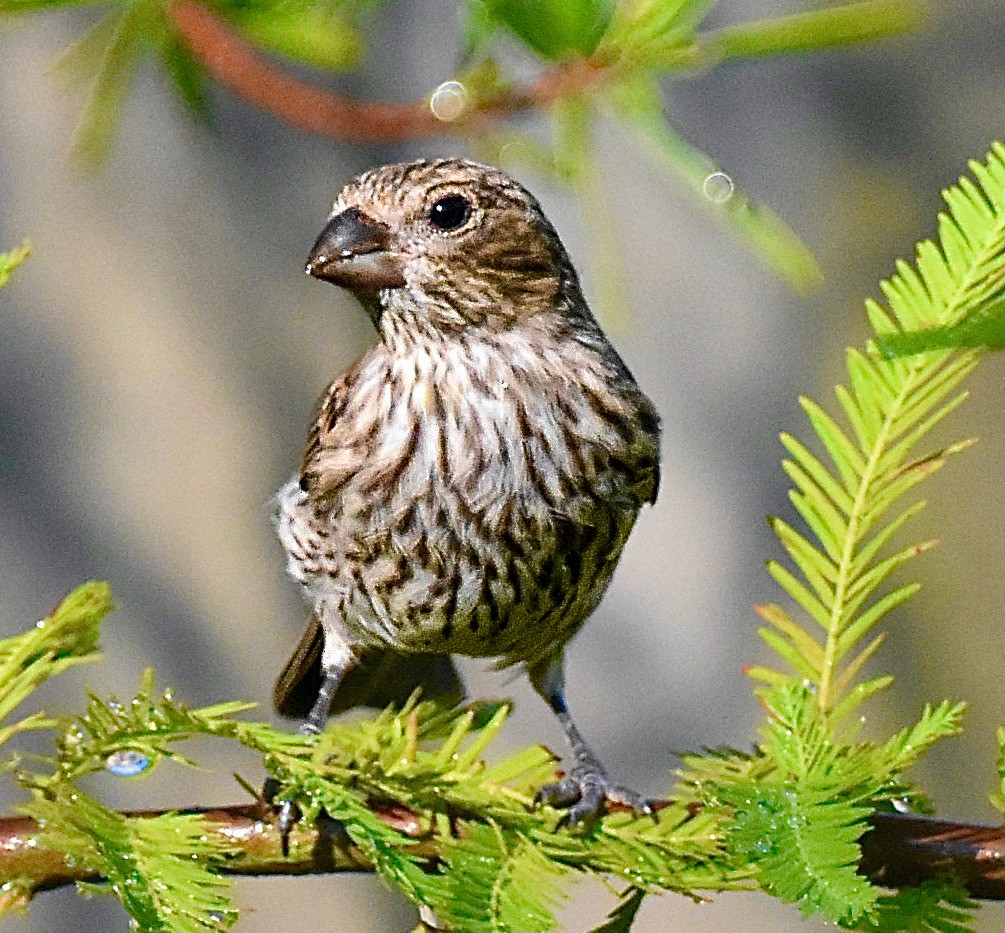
<box><xmin>305</xmin><ymin>207</ymin><xmax>406</xmax><ymax>291</ymax></box>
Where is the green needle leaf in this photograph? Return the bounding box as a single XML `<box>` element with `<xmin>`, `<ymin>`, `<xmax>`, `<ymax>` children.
<box><xmin>477</xmin><ymin>0</ymin><xmax>617</xmax><ymax>59</ymax></box>
<box><xmin>64</xmin><ymin>4</ymin><xmax>147</xmax><ymax>167</ymax></box>
<box><xmin>0</xmin><ymin>582</ymin><xmax>110</xmax><ymax>736</ymax></box>
<box><xmin>757</xmin><ymin>142</ymin><xmax>1002</xmax><ymax>717</ymax></box>
<box><xmin>705</xmin><ymin>0</ymin><xmax>916</xmax><ymax>62</ymax></box>
<box><xmin>0</xmin><ymin>240</ymin><xmax>31</xmax><ymax>288</ymax></box>
<box><xmin>227</xmin><ymin>6</ymin><xmax>363</xmax><ymax>71</ymax></box>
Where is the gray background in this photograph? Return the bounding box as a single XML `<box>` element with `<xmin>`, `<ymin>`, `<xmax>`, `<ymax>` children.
<box><xmin>1</xmin><ymin>1</ymin><xmax>1002</xmax><ymax>930</ymax></box>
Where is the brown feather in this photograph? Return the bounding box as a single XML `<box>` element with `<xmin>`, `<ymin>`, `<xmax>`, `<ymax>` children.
<box><xmin>273</xmin><ymin>614</ymin><xmax>325</xmax><ymax>718</ymax></box>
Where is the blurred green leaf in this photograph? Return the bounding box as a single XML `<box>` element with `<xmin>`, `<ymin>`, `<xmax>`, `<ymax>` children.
<box><xmin>54</xmin><ymin>3</ymin><xmax>148</xmax><ymax>166</ymax></box>
<box><xmin>614</xmin><ymin>78</ymin><xmax>823</xmax><ymax>293</ymax></box>
<box><xmin>608</xmin><ymin>0</ymin><xmax>712</xmax><ymax>42</ymax></box>
<box><xmin>477</xmin><ymin>0</ymin><xmax>616</xmax><ymax>60</ymax></box>
<box><xmin>875</xmin><ymin>296</ymin><xmax>1003</xmax><ymax>357</ymax></box>
<box><xmin>156</xmin><ymin>24</ymin><xmax>209</xmax><ymax>115</ymax></box>
<box><xmin>50</xmin><ymin>4</ymin><xmax>127</xmax><ymax>86</ymax></box>
<box><xmin>596</xmin><ymin>0</ymin><xmax>914</xmax><ymax>70</ymax></box>
<box><xmin>0</xmin><ymin>0</ymin><xmax>109</xmax><ymax>10</ymax></box>
<box><xmin>552</xmin><ymin>95</ymin><xmax>632</xmax><ymax>330</ymax></box>
<box><xmin>707</xmin><ymin>0</ymin><xmax>916</xmax><ymax>62</ymax></box>
<box><xmin>227</xmin><ymin>5</ymin><xmax>363</xmax><ymax>71</ymax></box>
<box><xmin>0</xmin><ymin>240</ymin><xmax>31</xmax><ymax>288</ymax></box>
<box><xmin>595</xmin><ymin>0</ymin><xmax>711</xmax><ymax>64</ymax></box>
<box><xmin>462</xmin><ymin>0</ymin><xmax>503</xmax><ymax>57</ymax></box>
<box><xmin>470</xmin><ymin>129</ymin><xmax>567</xmax><ymax>183</ymax></box>
<box><xmin>992</xmin><ymin>726</ymin><xmax>1004</xmax><ymax>813</ymax></box>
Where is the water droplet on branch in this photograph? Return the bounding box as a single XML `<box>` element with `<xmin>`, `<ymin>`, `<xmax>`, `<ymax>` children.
<box><xmin>703</xmin><ymin>171</ymin><xmax>735</xmax><ymax>204</ymax></box>
<box><xmin>429</xmin><ymin>81</ymin><xmax>469</xmax><ymax>122</ymax></box>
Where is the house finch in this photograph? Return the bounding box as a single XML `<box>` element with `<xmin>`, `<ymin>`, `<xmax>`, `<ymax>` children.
<box><xmin>274</xmin><ymin>158</ymin><xmax>661</xmax><ymax>827</ymax></box>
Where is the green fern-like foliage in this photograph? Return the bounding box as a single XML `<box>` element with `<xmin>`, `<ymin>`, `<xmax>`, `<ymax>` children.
<box><xmin>679</xmin><ymin>141</ymin><xmax>1002</xmax><ymax>930</ymax></box>
<box><xmin>250</xmin><ymin>692</ymin><xmax>744</xmax><ymax>929</ymax></box>
<box><xmin>22</xmin><ymin>788</ymin><xmax>239</xmax><ymax>932</ymax></box>
<box><xmin>0</xmin><ymin>581</ymin><xmax>108</xmax><ymax>750</ymax></box>
<box><xmin>696</xmin><ymin>685</ymin><xmax>967</xmax><ymax>924</ymax></box>
<box><xmin>5</xmin><ymin>595</ymin><xmax>738</xmax><ymax>932</ymax></box>
<box><xmin>13</xmin><ymin>668</ymin><xmax>741</xmax><ymax>932</ymax></box>
<box><xmin>749</xmin><ymin>140</ymin><xmax>1003</xmax><ymax>721</ymax></box>
<box><xmin>863</xmin><ymin>880</ymin><xmax>980</xmax><ymax>933</ymax></box>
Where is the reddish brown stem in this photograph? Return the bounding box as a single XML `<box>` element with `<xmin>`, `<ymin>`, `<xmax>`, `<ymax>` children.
<box><xmin>166</xmin><ymin>0</ymin><xmax>605</xmax><ymax>144</ymax></box>
<box><xmin>0</xmin><ymin>800</ymin><xmax>434</xmax><ymax>902</ymax></box>
<box><xmin>0</xmin><ymin>804</ymin><xmax>1001</xmax><ymax>901</ymax></box>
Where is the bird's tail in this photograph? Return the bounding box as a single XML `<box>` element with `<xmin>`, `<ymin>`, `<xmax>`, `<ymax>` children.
<box><xmin>273</xmin><ymin>614</ymin><xmax>464</xmax><ymax>718</ymax></box>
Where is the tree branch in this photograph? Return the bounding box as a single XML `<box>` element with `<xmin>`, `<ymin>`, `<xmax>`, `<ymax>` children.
<box><xmin>860</xmin><ymin>812</ymin><xmax>1005</xmax><ymax>900</ymax></box>
<box><xmin>0</xmin><ymin>803</ymin><xmax>1000</xmax><ymax>904</ymax></box>
<box><xmin>165</xmin><ymin>0</ymin><xmax>605</xmax><ymax>143</ymax></box>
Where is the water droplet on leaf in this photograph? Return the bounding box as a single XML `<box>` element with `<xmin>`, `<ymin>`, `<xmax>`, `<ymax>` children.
<box><xmin>106</xmin><ymin>749</ymin><xmax>150</xmax><ymax>777</ymax></box>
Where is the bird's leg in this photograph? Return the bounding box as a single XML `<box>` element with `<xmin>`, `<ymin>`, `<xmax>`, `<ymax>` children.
<box><xmin>274</xmin><ymin>663</ymin><xmax>349</xmax><ymax>854</ymax></box>
<box><xmin>302</xmin><ymin>667</ymin><xmax>343</xmax><ymax>735</ymax></box>
<box><xmin>530</xmin><ymin>656</ymin><xmax>655</xmax><ymax>826</ymax></box>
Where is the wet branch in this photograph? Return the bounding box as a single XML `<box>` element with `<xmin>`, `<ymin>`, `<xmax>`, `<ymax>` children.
<box><xmin>0</xmin><ymin>803</ymin><xmax>1001</xmax><ymax>904</ymax></box>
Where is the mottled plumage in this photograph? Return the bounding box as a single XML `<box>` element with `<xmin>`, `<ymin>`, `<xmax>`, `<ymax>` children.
<box><xmin>275</xmin><ymin>159</ymin><xmax>660</xmax><ymax>824</ymax></box>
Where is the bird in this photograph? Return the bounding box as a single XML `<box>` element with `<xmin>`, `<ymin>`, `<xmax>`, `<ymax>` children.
<box><xmin>274</xmin><ymin>158</ymin><xmax>661</xmax><ymax>828</ymax></box>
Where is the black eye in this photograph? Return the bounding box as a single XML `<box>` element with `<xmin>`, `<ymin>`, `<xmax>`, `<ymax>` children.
<box><xmin>428</xmin><ymin>194</ymin><xmax>471</xmax><ymax>231</ymax></box>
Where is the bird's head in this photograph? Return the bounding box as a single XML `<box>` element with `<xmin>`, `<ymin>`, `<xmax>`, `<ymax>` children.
<box><xmin>306</xmin><ymin>159</ymin><xmax>577</xmax><ymax>332</ymax></box>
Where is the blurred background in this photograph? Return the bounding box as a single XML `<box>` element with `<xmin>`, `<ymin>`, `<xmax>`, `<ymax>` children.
<box><xmin>0</xmin><ymin>1</ymin><xmax>1002</xmax><ymax>930</ymax></box>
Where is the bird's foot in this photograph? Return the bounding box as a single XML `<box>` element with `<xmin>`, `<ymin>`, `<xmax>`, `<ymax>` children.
<box><xmin>535</xmin><ymin>763</ymin><xmax>655</xmax><ymax>828</ymax></box>
<box><xmin>262</xmin><ymin>776</ymin><xmax>301</xmax><ymax>856</ymax></box>
<box><xmin>264</xmin><ymin>714</ymin><xmax>328</xmax><ymax>855</ymax></box>
<box><xmin>276</xmin><ymin>799</ymin><xmax>301</xmax><ymax>857</ymax></box>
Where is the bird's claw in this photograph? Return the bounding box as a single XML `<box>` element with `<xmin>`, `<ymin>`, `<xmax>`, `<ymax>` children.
<box><xmin>262</xmin><ymin>776</ymin><xmax>301</xmax><ymax>857</ymax></box>
<box><xmin>535</xmin><ymin>768</ymin><xmax>656</xmax><ymax>827</ymax></box>
<box><xmin>276</xmin><ymin>798</ymin><xmax>301</xmax><ymax>857</ymax></box>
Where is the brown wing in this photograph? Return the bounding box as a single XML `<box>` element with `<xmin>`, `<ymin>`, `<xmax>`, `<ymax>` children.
<box><xmin>634</xmin><ymin>394</ymin><xmax>661</xmax><ymax>506</ymax></box>
<box><xmin>273</xmin><ymin>614</ymin><xmax>326</xmax><ymax>718</ymax></box>
<box><xmin>299</xmin><ymin>374</ymin><xmax>362</xmax><ymax>501</ymax></box>
<box><xmin>635</xmin><ymin>440</ymin><xmax>660</xmax><ymax>507</ymax></box>
<box><xmin>613</xmin><ymin>394</ymin><xmax>661</xmax><ymax>508</ymax></box>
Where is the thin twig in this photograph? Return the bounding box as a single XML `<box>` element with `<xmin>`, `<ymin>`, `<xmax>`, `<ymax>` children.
<box><xmin>166</xmin><ymin>0</ymin><xmax>606</xmax><ymax>143</ymax></box>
